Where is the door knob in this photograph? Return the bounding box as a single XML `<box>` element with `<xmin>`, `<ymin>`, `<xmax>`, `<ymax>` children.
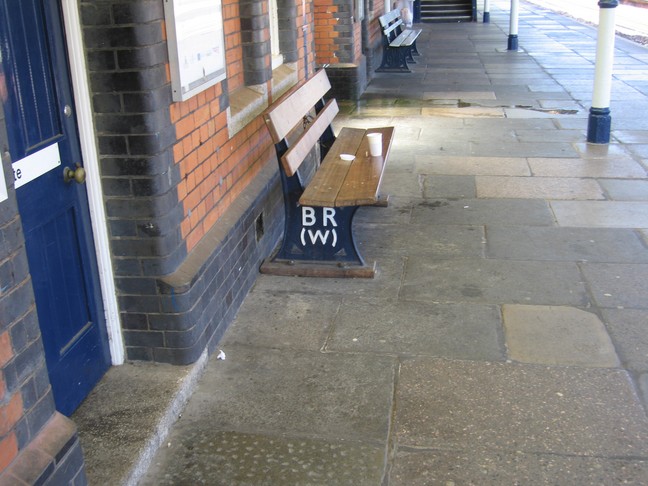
<box><xmin>63</xmin><ymin>163</ymin><xmax>86</xmax><ymax>184</ymax></box>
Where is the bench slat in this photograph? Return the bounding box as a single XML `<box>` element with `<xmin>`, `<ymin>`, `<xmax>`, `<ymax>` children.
<box><xmin>336</xmin><ymin>127</ymin><xmax>394</xmax><ymax>206</ymax></box>
<box><xmin>390</xmin><ymin>29</ymin><xmax>420</xmax><ymax>48</ymax></box>
<box><xmin>300</xmin><ymin>126</ymin><xmax>394</xmax><ymax>207</ymax></box>
<box><xmin>379</xmin><ymin>9</ymin><xmax>400</xmax><ymax>27</ymax></box>
<box><xmin>281</xmin><ymin>98</ymin><xmax>339</xmax><ymax>177</ymax></box>
<box><xmin>383</xmin><ymin>19</ymin><xmax>403</xmax><ymax>37</ymax></box>
<box><xmin>264</xmin><ymin>69</ymin><xmax>331</xmax><ymax>142</ymax></box>
<box><xmin>300</xmin><ymin>127</ymin><xmax>366</xmax><ymax>207</ymax></box>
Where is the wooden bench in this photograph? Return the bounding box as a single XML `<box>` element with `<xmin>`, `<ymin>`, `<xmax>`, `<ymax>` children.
<box><xmin>261</xmin><ymin>69</ymin><xmax>394</xmax><ymax>278</ymax></box>
<box><xmin>377</xmin><ymin>9</ymin><xmax>422</xmax><ymax>73</ymax></box>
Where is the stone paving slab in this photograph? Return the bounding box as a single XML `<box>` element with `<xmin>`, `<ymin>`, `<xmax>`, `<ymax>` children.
<box><xmin>551</xmin><ymin>201</ymin><xmax>648</xmax><ymax>228</ymax></box>
<box><xmin>421</xmin><ymin>106</ymin><xmax>505</xmax><ymax>118</ymax></box>
<box><xmin>389</xmin><ymin>448</ymin><xmax>648</xmax><ymax>485</ymax></box>
<box><xmin>464</xmin><ymin>118</ymin><xmax>559</xmax><ymax>131</ymax></box>
<box><xmin>395</xmin><ymin>358</ymin><xmax>648</xmax><ymax>456</ymax></box>
<box><xmin>325</xmin><ymin>299</ymin><xmax>504</xmax><ymax>361</ymax></box>
<box><xmin>411</xmin><ymin>199</ymin><xmax>555</xmax><ymax>226</ymax></box>
<box><xmin>503</xmin><ymin>107</ymin><xmax>586</xmax><ymax>119</ymax></box>
<box><xmin>374</xmin><ymin>172</ymin><xmax>423</xmax><ymax>199</ymax></box>
<box><xmin>572</xmin><ymin>143</ymin><xmax>631</xmax><ymax>159</ymax></box>
<box><xmin>515</xmin><ymin>128</ymin><xmax>585</xmax><ymax>143</ymax></box>
<box><xmin>141</xmin><ymin>431</ymin><xmax>385</xmax><ymax>486</ymax></box>
<box><xmin>415</xmin><ymin>156</ymin><xmax>531</xmax><ymax>176</ymax></box>
<box><xmin>401</xmin><ymin>258</ymin><xmax>590</xmax><ymax>306</ymax></box>
<box><xmin>357</xmin><ymin>224</ymin><xmax>485</xmax><ymax>259</ymax></box>
<box><xmin>599</xmin><ymin>179</ymin><xmax>648</xmax><ymax>200</ymax></box>
<box><xmin>628</xmin><ymin>144</ymin><xmax>648</xmax><ymax>159</ymax></box>
<box><xmin>502</xmin><ymin>305</ymin><xmax>619</xmax><ymax>367</ymax></box>
<box><xmin>476</xmin><ymin>175</ymin><xmax>604</xmax><ymax>200</ymax></box>
<box><xmin>477</xmin><ymin>141</ymin><xmax>579</xmax><ymax>158</ymax></box>
<box><xmin>614</xmin><ymin>130</ymin><xmax>648</xmax><ymax>143</ymax></box>
<box><xmin>580</xmin><ymin>263</ymin><xmax>648</xmax><ymax>309</ymax></box>
<box><xmin>603</xmin><ymin>308</ymin><xmax>648</xmax><ymax>373</ymax></box>
<box><xmin>422</xmin><ymin>175</ymin><xmax>476</xmax><ymax>199</ymax></box>
<box><xmin>423</xmin><ymin>91</ymin><xmax>496</xmax><ymax>100</ymax></box>
<box><xmin>222</xmin><ymin>291</ymin><xmax>342</xmax><ymax>351</ymax></box>
<box><xmin>485</xmin><ymin>226</ymin><xmax>648</xmax><ymax>262</ymax></box>
<box><xmin>411</xmin><ymin>127</ymin><xmax>521</xmax><ymax>146</ymax></box>
<box><xmin>355</xmin><ymin>197</ymin><xmax>414</xmax><ymax>225</ymax></box>
<box><xmin>182</xmin><ymin>345</ymin><xmax>397</xmax><ymax>442</ymax></box>
<box><xmin>528</xmin><ymin>156</ymin><xmax>647</xmax><ymax>178</ymax></box>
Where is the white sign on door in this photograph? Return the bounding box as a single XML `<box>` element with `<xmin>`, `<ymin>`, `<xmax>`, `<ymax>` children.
<box><xmin>12</xmin><ymin>143</ymin><xmax>61</xmax><ymax>189</ymax></box>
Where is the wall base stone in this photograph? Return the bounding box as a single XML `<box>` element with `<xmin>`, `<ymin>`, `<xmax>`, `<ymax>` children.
<box><xmin>0</xmin><ymin>413</ymin><xmax>87</xmax><ymax>485</ymax></box>
<box><xmin>127</xmin><ymin>160</ymin><xmax>284</xmax><ymax>365</ymax></box>
<box><xmin>324</xmin><ymin>59</ymin><xmax>368</xmax><ymax>100</ymax></box>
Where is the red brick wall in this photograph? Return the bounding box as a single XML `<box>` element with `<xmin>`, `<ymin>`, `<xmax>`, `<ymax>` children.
<box><xmin>170</xmin><ymin>90</ymin><xmax>273</xmax><ymax>252</ymax></box>
<box><xmin>170</xmin><ymin>0</ymin><xmax>310</xmax><ymax>253</ymax></box>
<box><xmin>0</xmin><ymin>332</ymin><xmax>18</xmax><ymax>472</ymax></box>
<box><xmin>223</xmin><ymin>0</ymin><xmax>244</xmax><ymax>92</ymax></box>
<box><xmin>298</xmin><ymin>0</ymin><xmax>317</xmax><ymax>78</ymax></box>
<box><xmin>0</xmin><ymin>193</ymin><xmax>56</xmax><ymax>478</ymax></box>
<box><xmin>369</xmin><ymin>1</ymin><xmax>387</xmax><ymax>52</ymax></box>
<box><xmin>353</xmin><ymin>19</ymin><xmax>363</xmax><ymax>62</ymax></box>
<box><xmin>314</xmin><ymin>0</ymin><xmax>339</xmax><ymax>65</ymax></box>
<box><xmin>314</xmin><ymin>0</ymin><xmax>370</xmax><ymax>66</ymax></box>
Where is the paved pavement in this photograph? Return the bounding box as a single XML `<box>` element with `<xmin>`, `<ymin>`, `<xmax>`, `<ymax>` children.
<box><xmin>76</xmin><ymin>1</ymin><xmax>648</xmax><ymax>484</ymax></box>
<box><xmin>525</xmin><ymin>0</ymin><xmax>648</xmax><ymax>43</ymax></box>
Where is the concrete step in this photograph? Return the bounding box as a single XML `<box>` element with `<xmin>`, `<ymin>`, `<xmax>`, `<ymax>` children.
<box><xmin>420</xmin><ymin>0</ymin><xmax>473</xmax><ymax>22</ymax></box>
<box><xmin>420</xmin><ymin>15</ymin><xmax>473</xmax><ymax>22</ymax></box>
<box><xmin>72</xmin><ymin>355</ymin><xmax>208</xmax><ymax>486</ymax></box>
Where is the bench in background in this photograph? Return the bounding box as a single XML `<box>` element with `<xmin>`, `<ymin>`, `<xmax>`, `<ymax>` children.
<box><xmin>262</xmin><ymin>69</ymin><xmax>394</xmax><ymax>278</ymax></box>
<box><xmin>377</xmin><ymin>9</ymin><xmax>422</xmax><ymax>73</ymax></box>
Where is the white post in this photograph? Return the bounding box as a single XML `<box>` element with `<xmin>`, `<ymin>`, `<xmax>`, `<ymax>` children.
<box><xmin>508</xmin><ymin>0</ymin><xmax>519</xmax><ymax>50</ymax></box>
<box><xmin>484</xmin><ymin>0</ymin><xmax>490</xmax><ymax>23</ymax></box>
<box><xmin>588</xmin><ymin>1</ymin><xmax>618</xmax><ymax>143</ymax></box>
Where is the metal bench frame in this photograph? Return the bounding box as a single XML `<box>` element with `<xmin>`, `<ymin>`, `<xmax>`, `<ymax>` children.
<box><xmin>377</xmin><ymin>9</ymin><xmax>422</xmax><ymax>73</ymax></box>
<box><xmin>261</xmin><ymin>70</ymin><xmax>393</xmax><ymax>278</ymax></box>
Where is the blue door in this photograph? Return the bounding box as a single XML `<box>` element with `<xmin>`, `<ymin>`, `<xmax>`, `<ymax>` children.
<box><xmin>0</xmin><ymin>0</ymin><xmax>111</xmax><ymax>415</ymax></box>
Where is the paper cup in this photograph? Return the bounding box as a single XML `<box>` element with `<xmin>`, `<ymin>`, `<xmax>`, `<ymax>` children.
<box><xmin>367</xmin><ymin>132</ymin><xmax>382</xmax><ymax>157</ymax></box>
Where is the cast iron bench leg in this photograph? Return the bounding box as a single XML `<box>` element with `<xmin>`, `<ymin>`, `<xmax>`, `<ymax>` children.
<box><xmin>275</xmin><ymin>204</ymin><xmax>365</xmax><ymax>267</ymax></box>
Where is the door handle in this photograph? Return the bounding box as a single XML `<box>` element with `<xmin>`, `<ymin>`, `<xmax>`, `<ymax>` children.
<box><xmin>63</xmin><ymin>163</ymin><xmax>86</xmax><ymax>184</ymax></box>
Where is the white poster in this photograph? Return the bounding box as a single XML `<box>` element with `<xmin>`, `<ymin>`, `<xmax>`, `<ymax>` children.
<box><xmin>164</xmin><ymin>0</ymin><xmax>227</xmax><ymax>101</ymax></box>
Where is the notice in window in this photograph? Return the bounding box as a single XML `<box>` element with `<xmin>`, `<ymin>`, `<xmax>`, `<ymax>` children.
<box><xmin>164</xmin><ymin>0</ymin><xmax>227</xmax><ymax>101</ymax></box>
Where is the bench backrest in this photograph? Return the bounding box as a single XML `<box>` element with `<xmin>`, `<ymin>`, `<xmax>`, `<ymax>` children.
<box><xmin>378</xmin><ymin>9</ymin><xmax>400</xmax><ymax>28</ymax></box>
<box><xmin>379</xmin><ymin>9</ymin><xmax>404</xmax><ymax>42</ymax></box>
<box><xmin>264</xmin><ymin>69</ymin><xmax>339</xmax><ymax>177</ymax></box>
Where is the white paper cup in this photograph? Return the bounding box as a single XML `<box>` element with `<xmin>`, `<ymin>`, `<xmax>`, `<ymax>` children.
<box><xmin>367</xmin><ymin>132</ymin><xmax>382</xmax><ymax>157</ymax></box>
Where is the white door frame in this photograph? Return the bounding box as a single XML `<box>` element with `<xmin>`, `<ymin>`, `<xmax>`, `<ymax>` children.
<box><xmin>61</xmin><ymin>0</ymin><xmax>124</xmax><ymax>365</ymax></box>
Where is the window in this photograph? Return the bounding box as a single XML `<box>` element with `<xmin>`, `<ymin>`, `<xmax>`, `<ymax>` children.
<box><xmin>269</xmin><ymin>0</ymin><xmax>283</xmax><ymax>69</ymax></box>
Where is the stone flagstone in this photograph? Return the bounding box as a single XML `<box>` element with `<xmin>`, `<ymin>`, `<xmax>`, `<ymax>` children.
<box><xmin>396</xmin><ymin>358</ymin><xmax>648</xmax><ymax>456</ymax></box>
<box><xmin>502</xmin><ymin>305</ymin><xmax>620</xmax><ymax>367</ymax></box>
<box><xmin>476</xmin><ymin>176</ymin><xmax>604</xmax><ymax>199</ymax></box>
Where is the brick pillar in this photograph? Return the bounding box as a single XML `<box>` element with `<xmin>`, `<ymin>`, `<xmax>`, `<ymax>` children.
<box><xmin>82</xmin><ymin>0</ymin><xmax>282</xmax><ymax>364</ymax></box>
<box><xmin>314</xmin><ymin>0</ymin><xmax>367</xmax><ymax>99</ymax></box>
<box><xmin>278</xmin><ymin>0</ymin><xmax>299</xmax><ymax>63</ymax></box>
<box><xmin>240</xmin><ymin>0</ymin><xmax>272</xmax><ymax>85</ymax></box>
<box><xmin>81</xmin><ymin>0</ymin><xmax>188</xmax><ymax>361</ymax></box>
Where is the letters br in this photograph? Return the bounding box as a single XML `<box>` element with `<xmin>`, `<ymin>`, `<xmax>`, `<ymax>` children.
<box><xmin>301</xmin><ymin>207</ymin><xmax>338</xmax><ymax>247</ymax></box>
